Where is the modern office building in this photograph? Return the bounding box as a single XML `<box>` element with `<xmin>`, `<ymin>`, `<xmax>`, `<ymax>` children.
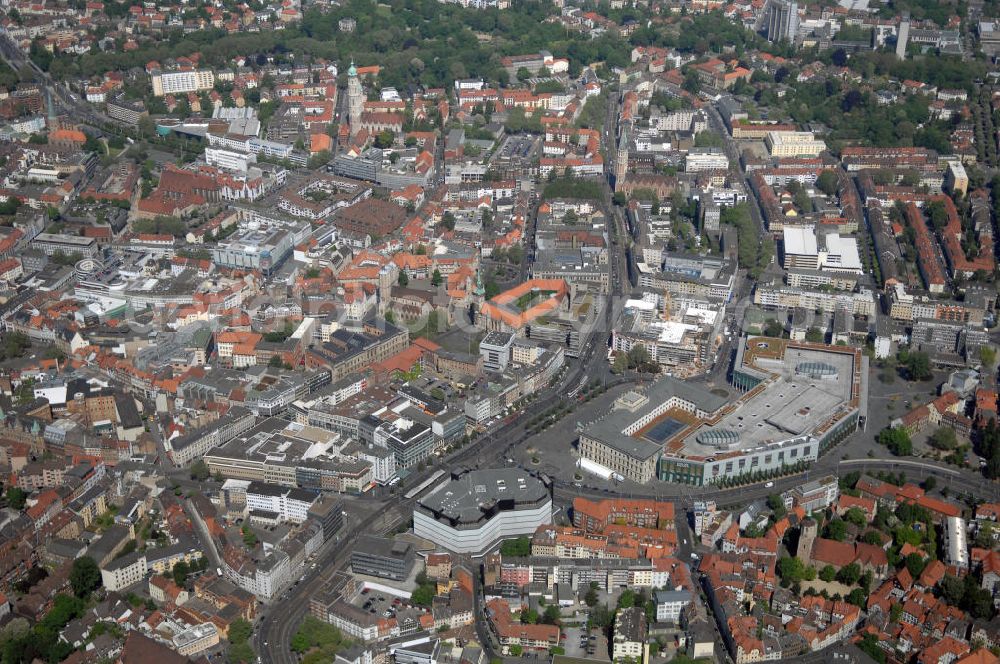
<box><xmin>413</xmin><ymin>469</ymin><xmax>552</xmax><ymax>554</ymax></box>
<box><xmin>212</xmin><ymin>225</ymin><xmax>302</xmax><ymax>276</ymax></box>
<box><xmin>685</xmin><ymin>148</ymin><xmax>730</xmax><ymax>173</ymax></box>
<box><xmin>579</xmin><ymin>379</ymin><xmax>729</xmax><ymax>484</ymax></box>
<box><xmin>31</xmin><ymin>233</ymin><xmax>99</xmax><ymax>259</ymax></box>
<box><xmin>897</xmin><ymin>15</ymin><xmax>911</xmax><ymax>58</ymax></box>
<box><xmin>350</xmin><ymin>536</ymin><xmax>415</xmax><ymax>581</ymax></box>
<box><xmin>308</xmin><ymin>494</ymin><xmax>345</xmax><ymax>541</ymax></box>
<box><xmin>782</xmin><ymin>228</ymin><xmax>862</xmax><ymax>274</ymax></box>
<box><xmin>764</xmin><ymin>0</ymin><xmax>799</xmax><ymax>43</ymax></box>
<box><xmin>479</xmin><ymin>331</ymin><xmax>515</xmax><ymax>372</ymax></box>
<box><xmin>245</xmin><ymin>482</ymin><xmax>319</xmax><ymax>524</ymax></box>
<box><xmin>373</xmin><ymin>417</ymin><xmax>435</xmax><ymax>470</ymax></box>
<box><xmin>204</xmin><ymin>419</ymin><xmax>374</xmax><ymax>495</ymax></box>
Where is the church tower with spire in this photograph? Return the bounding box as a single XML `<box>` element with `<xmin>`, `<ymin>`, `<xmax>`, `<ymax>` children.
<box><xmin>45</xmin><ymin>86</ymin><xmax>62</xmax><ymax>131</ymax></box>
<box><xmin>347</xmin><ymin>62</ymin><xmax>364</xmax><ymax>138</ymax></box>
<box><xmin>469</xmin><ymin>267</ymin><xmax>487</xmax><ymax>327</ymax></box>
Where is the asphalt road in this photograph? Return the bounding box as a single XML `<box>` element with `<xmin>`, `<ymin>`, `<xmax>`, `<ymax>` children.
<box><xmin>553</xmin><ymin>453</ymin><xmax>998</xmax><ymax>509</ymax></box>
<box><xmin>0</xmin><ymin>31</ymin><xmax>115</xmax><ymax>129</ymax></box>
<box><xmin>704</xmin><ymin>102</ymin><xmax>768</xmax><ymax>238</ymax></box>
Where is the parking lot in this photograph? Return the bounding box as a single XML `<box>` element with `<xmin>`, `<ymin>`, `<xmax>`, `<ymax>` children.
<box><xmin>560</xmin><ymin>624</ymin><xmax>608</xmax><ymax>660</ymax></box>
<box><xmin>358</xmin><ymin>588</ymin><xmax>403</xmax><ymax>620</ymax></box>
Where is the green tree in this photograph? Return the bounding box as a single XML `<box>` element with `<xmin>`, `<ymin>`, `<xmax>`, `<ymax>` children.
<box><xmin>190</xmin><ymin>459</ymin><xmax>210</xmax><ymax>481</ymax></box>
<box><xmin>626</xmin><ymin>344</ymin><xmax>654</xmax><ymax>372</ymax></box>
<box><xmin>588</xmin><ymin>603</ymin><xmax>614</xmax><ymax>629</ymax></box>
<box><xmin>905</xmin><ymin>552</ymin><xmax>927</xmax><ymax>578</ymax></box>
<box><xmin>70</xmin><ymin>557</ymin><xmax>101</xmax><ymax>597</ymax></box>
<box><xmin>241</xmin><ymin>525</ymin><xmax>258</xmax><ymax>548</ymax></box>
<box><xmin>794</xmin><ymin>188</ymin><xmax>813</xmax><ymax>212</ymax></box>
<box><xmin>819</xmin><ymin>565</ymin><xmax>837</xmax><ymax>582</ymax></box>
<box><xmin>5</xmin><ymin>486</ymin><xmax>26</xmax><ymax>510</ymax></box>
<box><xmin>411</xmin><ymin>584</ymin><xmax>435</xmax><ymax>607</ymax></box>
<box><xmin>836</xmin><ymin>563</ymin><xmax>861</xmax><ymax>585</ymax></box>
<box><xmin>823</xmin><ymin>519</ymin><xmax>848</xmax><ymax>542</ymax></box>
<box><xmin>979</xmin><ymin>344</ymin><xmax>997</xmax><ymax>370</ymax></box>
<box><xmin>929</xmin><ymin>426</ymin><xmax>957</xmax><ymax>450</ymax></box>
<box><xmin>291</xmin><ymin>632</ymin><xmax>311</xmax><ymax>653</ymax></box>
<box><xmin>173</xmin><ymin>560</ymin><xmax>190</xmax><ymax>586</ymax></box>
<box><xmin>859</xmin><ymin>633</ymin><xmax>887</xmax><ymax>664</ymax></box>
<box><xmin>229</xmin><ymin>619</ymin><xmax>253</xmax><ymax>644</ymax></box>
<box><xmin>777</xmin><ymin>556</ymin><xmax>806</xmax><ymax>584</ymax></box>
<box><xmin>844</xmin><ymin>507</ymin><xmax>868</xmax><ymax>528</ymax></box>
<box><xmin>398</xmin><ymin>271</ymin><xmax>409</xmax><ymax>287</ymax></box>
<box><xmin>693</xmin><ymin>131</ymin><xmax>724</xmax><ymax>148</ymax></box>
<box><xmin>878</xmin><ymin>427</ymin><xmax>913</xmax><ymax>456</ymax></box>
<box><xmin>611</xmin><ymin>352</ymin><xmax>629</xmax><ymax>374</ymax></box>
<box><xmin>683</xmin><ymin>70</ymin><xmax>701</xmax><ymax>94</ymax></box>
<box><xmin>816</xmin><ymin>170</ymin><xmax>839</xmax><ymax>196</ymax></box>
<box><xmin>431</xmin><ymin>269</ymin><xmax>442</xmax><ymax>287</ymax></box>
<box><xmin>900</xmin><ymin>350</ymin><xmax>932</xmax><ymax>381</ymax></box>
<box><xmin>764</xmin><ymin>319</ymin><xmax>785</xmax><ymax>338</ymax></box>
<box><xmin>862</xmin><ymin>530</ymin><xmax>884</xmax><ymax>546</ymax></box>
<box><xmin>290</xmin><ymin>615</ymin><xmax>344</xmax><ymax>656</ymax></box>
<box><xmin>229</xmin><ymin>642</ymin><xmax>255</xmax><ymax>663</ymax></box>
<box><xmin>767</xmin><ymin>494</ymin><xmax>787</xmax><ymax>519</ymax></box>
<box><xmin>584</xmin><ymin>585</ymin><xmax>599</xmax><ymax>607</ymax></box>
<box><xmin>927</xmin><ymin>200</ymin><xmax>949</xmax><ymax>231</ymax></box>
<box><xmin>846</xmin><ymin>588</ymin><xmax>868</xmax><ymax>608</ymax></box>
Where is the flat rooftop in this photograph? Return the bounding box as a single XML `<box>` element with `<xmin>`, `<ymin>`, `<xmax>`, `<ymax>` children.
<box><xmin>354</xmin><ymin>535</ymin><xmax>413</xmax><ymax>560</ymax></box>
<box><xmin>581</xmin><ymin>377</ymin><xmax>729</xmax><ymax>461</ymax></box>
<box><xmin>671</xmin><ymin>339</ymin><xmax>861</xmax><ymax>459</ymax></box>
<box><xmin>418</xmin><ymin>468</ymin><xmax>549</xmax><ymax>524</ymax></box>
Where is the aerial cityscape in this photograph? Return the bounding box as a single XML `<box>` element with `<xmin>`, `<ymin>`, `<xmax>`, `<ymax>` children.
<box><xmin>0</xmin><ymin>0</ymin><xmax>995</xmax><ymax>662</ymax></box>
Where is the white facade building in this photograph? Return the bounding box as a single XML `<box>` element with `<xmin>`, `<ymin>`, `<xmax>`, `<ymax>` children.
<box><xmin>413</xmin><ymin>469</ymin><xmax>552</xmax><ymax>554</ymax></box>
<box><xmin>151</xmin><ymin>69</ymin><xmax>215</xmax><ymax>97</ymax></box>
<box><xmin>100</xmin><ymin>553</ymin><xmax>147</xmax><ymax>592</ymax></box>
<box><xmin>685</xmin><ymin>148</ymin><xmax>729</xmax><ymax>172</ymax></box>
<box><xmin>245</xmin><ymin>482</ymin><xmax>318</xmax><ymax>523</ymax></box>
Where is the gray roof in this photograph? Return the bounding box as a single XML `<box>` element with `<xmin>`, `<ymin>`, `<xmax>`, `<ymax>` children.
<box><xmin>417</xmin><ymin>468</ymin><xmax>550</xmax><ymax>525</ymax></box>
<box><xmin>615</xmin><ymin>606</ymin><xmax>647</xmax><ymax>642</ymax></box>
<box><xmin>354</xmin><ymin>535</ymin><xmax>412</xmax><ymax>560</ymax></box>
<box><xmin>102</xmin><ymin>549</ymin><xmax>145</xmax><ymax>572</ymax></box>
<box><xmin>581</xmin><ymin>376</ymin><xmax>728</xmax><ymax>460</ymax></box>
<box><xmin>654</xmin><ymin>589</ymin><xmax>692</xmax><ymax>604</ymax></box>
